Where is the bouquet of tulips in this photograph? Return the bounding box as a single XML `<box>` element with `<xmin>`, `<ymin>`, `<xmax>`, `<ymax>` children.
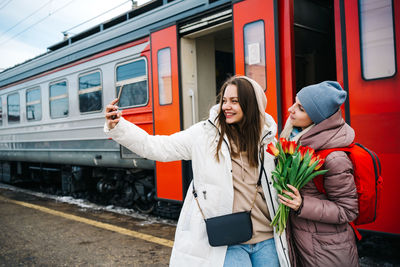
<box><xmin>266</xmin><ymin>138</ymin><xmax>328</xmax><ymax>235</ymax></box>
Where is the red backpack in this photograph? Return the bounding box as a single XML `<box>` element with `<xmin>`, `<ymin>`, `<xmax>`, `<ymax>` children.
<box><xmin>314</xmin><ymin>143</ymin><xmax>383</xmax><ymax>239</ymax></box>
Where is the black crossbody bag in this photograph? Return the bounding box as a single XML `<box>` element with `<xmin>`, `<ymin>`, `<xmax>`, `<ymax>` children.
<box><xmin>192</xmin><ymin>163</ymin><xmax>264</xmax><ymax>247</ymax></box>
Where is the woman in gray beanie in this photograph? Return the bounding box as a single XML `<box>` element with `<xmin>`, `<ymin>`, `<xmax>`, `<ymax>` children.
<box><xmin>279</xmin><ymin>81</ymin><xmax>359</xmax><ymax>266</ymax></box>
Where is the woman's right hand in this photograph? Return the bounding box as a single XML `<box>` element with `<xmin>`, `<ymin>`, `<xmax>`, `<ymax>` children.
<box><xmin>105</xmin><ymin>98</ymin><xmax>121</xmax><ymax>130</ymax></box>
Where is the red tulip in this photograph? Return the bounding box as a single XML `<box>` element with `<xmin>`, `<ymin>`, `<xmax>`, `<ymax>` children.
<box><xmin>309</xmin><ymin>155</ymin><xmax>318</xmax><ymax>166</ymax></box>
<box><xmin>279</xmin><ymin>138</ymin><xmax>288</xmax><ymax>153</ymax></box>
<box><xmin>266</xmin><ymin>142</ymin><xmax>279</xmax><ymax>156</ymax></box>
<box><xmin>305</xmin><ymin>146</ymin><xmax>315</xmax><ymax>157</ymax></box>
<box><xmin>288</xmin><ymin>141</ymin><xmax>296</xmax><ymax>154</ymax></box>
<box><xmin>299</xmin><ymin>147</ymin><xmax>307</xmax><ymax>160</ymax></box>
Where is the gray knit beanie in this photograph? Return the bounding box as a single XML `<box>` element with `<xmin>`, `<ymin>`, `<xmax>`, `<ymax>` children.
<box><xmin>297</xmin><ymin>81</ymin><xmax>347</xmax><ymax>124</ymax></box>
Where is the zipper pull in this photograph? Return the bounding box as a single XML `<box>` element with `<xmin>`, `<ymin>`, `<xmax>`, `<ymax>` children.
<box><xmin>203</xmin><ymin>191</ymin><xmax>207</xmax><ymax>200</ymax></box>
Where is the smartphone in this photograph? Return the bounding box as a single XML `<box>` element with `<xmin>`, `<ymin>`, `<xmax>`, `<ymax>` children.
<box><xmin>111</xmin><ymin>85</ymin><xmax>124</xmax><ymax>119</ymax></box>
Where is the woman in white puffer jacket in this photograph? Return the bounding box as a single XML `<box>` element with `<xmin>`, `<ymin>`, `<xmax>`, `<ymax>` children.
<box><xmin>104</xmin><ymin>76</ymin><xmax>291</xmax><ymax>267</ymax></box>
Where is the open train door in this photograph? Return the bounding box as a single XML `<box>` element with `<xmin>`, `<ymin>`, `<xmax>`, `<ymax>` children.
<box><xmin>233</xmin><ymin>0</ymin><xmax>282</xmax><ymax>129</ymax></box>
<box><xmin>335</xmin><ymin>0</ymin><xmax>400</xmax><ymax>234</ymax></box>
<box><xmin>150</xmin><ymin>25</ymin><xmax>183</xmax><ymax>202</ymax></box>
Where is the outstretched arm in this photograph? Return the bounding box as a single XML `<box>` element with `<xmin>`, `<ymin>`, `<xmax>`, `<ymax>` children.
<box><xmin>105</xmin><ymin>117</ymin><xmax>198</xmax><ymax>162</ymax></box>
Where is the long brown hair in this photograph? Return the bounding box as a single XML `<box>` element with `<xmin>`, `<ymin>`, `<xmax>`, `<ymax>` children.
<box><xmin>215</xmin><ymin>76</ymin><xmax>262</xmax><ymax>167</ymax></box>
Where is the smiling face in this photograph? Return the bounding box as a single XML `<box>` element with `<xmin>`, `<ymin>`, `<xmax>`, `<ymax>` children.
<box><xmin>222</xmin><ymin>84</ymin><xmax>244</xmax><ymax>124</ymax></box>
<box><xmin>288</xmin><ymin>96</ymin><xmax>313</xmax><ymax>129</ymax></box>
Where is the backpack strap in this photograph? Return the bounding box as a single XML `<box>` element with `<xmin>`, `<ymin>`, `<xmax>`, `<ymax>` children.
<box><xmin>349</xmin><ymin>222</ymin><xmax>362</xmax><ymax>241</ymax></box>
<box><xmin>314</xmin><ymin>143</ymin><xmax>362</xmax><ymax>241</ymax></box>
<box><xmin>314</xmin><ymin>143</ymin><xmax>355</xmax><ymax>192</ymax></box>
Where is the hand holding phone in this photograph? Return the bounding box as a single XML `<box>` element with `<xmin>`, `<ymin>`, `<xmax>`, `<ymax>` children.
<box><xmin>111</xmin><ymin>85</ymin><xmax>124</xmax><ymax>119</ymax></box>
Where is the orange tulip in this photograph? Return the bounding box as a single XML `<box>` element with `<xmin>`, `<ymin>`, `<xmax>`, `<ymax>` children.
<box><xmin>266</xmin><ymin>142</ymin><xmax>279</xmax><ymax>156</ymax></box>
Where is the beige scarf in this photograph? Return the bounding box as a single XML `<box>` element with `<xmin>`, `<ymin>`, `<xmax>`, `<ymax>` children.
<box><xmin>280</xmin><ymin>118</ymin><xmax>314</xmax><ymax>142</ymax></box>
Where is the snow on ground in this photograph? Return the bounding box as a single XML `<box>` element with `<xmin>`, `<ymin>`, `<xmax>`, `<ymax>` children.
<box><xmin>0</xmin><ymin>182</ymin><xmax>177</xmax><ymax>226</ymax></box>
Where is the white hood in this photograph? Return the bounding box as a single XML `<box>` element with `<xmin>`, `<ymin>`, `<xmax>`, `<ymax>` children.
<box><xmin>208</xmin><ymin>76</ymin><xmax>277</xmax><ymax>142</ymax></box>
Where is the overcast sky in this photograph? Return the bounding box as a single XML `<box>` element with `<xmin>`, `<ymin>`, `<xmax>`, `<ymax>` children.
<box><xmin>0</xmin><ymin>0</ymin><xmax>151</xmax><ymax>72</ymax></box>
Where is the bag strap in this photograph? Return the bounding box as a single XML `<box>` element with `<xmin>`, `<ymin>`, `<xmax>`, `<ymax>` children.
<box><xmin>193</xmin><ymin>187</ymin><xmax>207</xmax><ymax>220</ymax></box>
<box><xmin>192</xmin><ymin>157</ymin><xmax>264</xmax><ymax>221</ymax></box>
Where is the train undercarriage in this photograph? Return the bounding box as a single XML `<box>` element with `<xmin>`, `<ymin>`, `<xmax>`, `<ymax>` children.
<box><xmin>0</xmin><ymin>161</ymin><xmax>181</xmax><ymax>219</ymax></box>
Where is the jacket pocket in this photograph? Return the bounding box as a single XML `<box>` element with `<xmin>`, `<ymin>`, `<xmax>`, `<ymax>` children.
<box><xmin>312</xmin><ymin>229</ymin><xmax>358</xmax><ymax>267</ymax></box>
<box><xmin>196</xmin><ymin>183</ymin><xmax>222</xmax><ymax>218</ymax></box>
<box><xmin>313</xmin><ymin>230</ymin><xmax>352</xmax><ymax>249</ymax></box>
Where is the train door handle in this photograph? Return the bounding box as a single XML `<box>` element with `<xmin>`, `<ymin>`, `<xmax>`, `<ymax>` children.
<box><xmin>188</xmin><ymin>89</ymin><xmax>196</xmax><ymax>125</ymax></box>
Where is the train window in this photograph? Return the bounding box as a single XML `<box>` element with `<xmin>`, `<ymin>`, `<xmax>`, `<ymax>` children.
<box><xmin>26</xmin><ymin>88</ymin><xmax>42</xmax><ymax>121</ymax></box>
<box><xmin>7</xmin><ymin>93</ymin><xmax>20</xmax><ymax>123</ymax></box>
<box><xmin>243</xmin><ymin>20</ymin><xmax>266</xmax><ymax>90</ymax></box>
<box><xmin>78</xmin><ymin>71</ymin><xmax>102</xmax><ymax>113</ymax></box>
<box><xmin>359</xmin><ymin>0</ymin><xmax>396</xmax><ymax>80</ymax></box>
<box><xmin>116</xmin><ymin>58</ymin><xmax>148</xmax><ymax>108</ymax></box>
<box><xmin>157</xmin><ymin>48</ymin><xmax>172</xmax><ymax>105</ymax></box>
<box><xmin>49</xmin><ymin>81</ymin><xmax>69</xmax><ymax>118</ymax></box>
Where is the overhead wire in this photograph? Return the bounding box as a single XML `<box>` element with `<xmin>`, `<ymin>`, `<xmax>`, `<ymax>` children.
<box><xmin>0</xmin><ymin>0</ymin><xmax>77</xmax><ymax>47</ymax></box>
<box><xmin>0</xmin><ymin>0</ymin><xmax>13</xmax><ymax>10</ymax></box>
<box><xmin>0</xmin><ymin>0</ymin><xmax>53</xmax><ymax>40</ymax></box>
<box><xmin>62</xmin><ymin>0</ymin><xmax>131</xmax><ymax>36</ymax></box>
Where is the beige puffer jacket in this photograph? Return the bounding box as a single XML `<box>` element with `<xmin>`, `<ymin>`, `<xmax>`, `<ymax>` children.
<box><xmin>286</xmin><ymin>111</ymin><xmax>359</xmax><ymax>267</ymax></box>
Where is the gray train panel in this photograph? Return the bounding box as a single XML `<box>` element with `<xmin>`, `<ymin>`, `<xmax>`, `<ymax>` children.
<box><xmin>0</xmin><ymin>43</ymin><xmax>153</xmax><ymax>170</ymax></box>
<box><xmin>0</xmin><ymin>150</ymin><xmax>154</xmax><ymax>169</ymax></box>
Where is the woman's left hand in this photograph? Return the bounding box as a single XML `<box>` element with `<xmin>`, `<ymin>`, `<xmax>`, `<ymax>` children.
<box><xmin>278</xmin><ymin>184</ymin><xmax>302</xmax><ymax>211</ymax></box>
